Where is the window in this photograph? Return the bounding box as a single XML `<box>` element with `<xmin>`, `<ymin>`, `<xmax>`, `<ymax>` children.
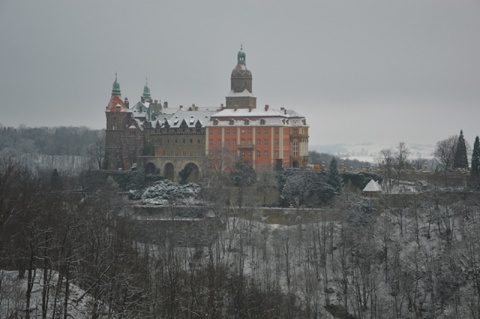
<box><xmin>275</xmin><ymin>150</ymin><xmax>279</xmax><ymax>158</ymax></box>
<box><xmin>248</xmin><ymin>129</ymin><xmax>252</xmax><ymax>134</ymax></box>
<box><xmin>229</xmin><ymin>120</ymin><xmax>234</xmax><ymax>125</ymax></box>
<box><xmin>264</xmin><ymin>150</ymin><xmax>268</xmax><ymax>158</ymax></box>
<box><xmin>226</xmin><ymin>129</ymin><xmax>230</xmax><ymax>134</ymax></box>
<box><xmin>241</xmin><ymin>129</ymin><xmax>245</xmax><ymax>134</ymax></box>
<box><xmin>233</xmin><ymin>129</ymin><xmax>237</xmax><ymax>134</ymax></box>
<box><xmin>183</xmin><ymin>139</ymin><xmax>186</xmax><ymax>143</ymax></box>
<box><xmin>275</xmin><ymin>128</ymin><xmax>279</xmax><ymax>134</ymax></box>
<box><xmin>190</xmin><ymin>139</ymin><xmax>193</xmax><ymax>143</ymax></box>
<box><xmin>241</xmin><ymin>138</ymin><xmax>245</xmax><ymax>145</ymax></box>
<box><xmin>209</xmin><ymin>129</ymin><xmax>213</xmax><ymax>134</ymax></box>
<box><xmin>293</xmin><ymin>128</ymin><xmax>298</xmax><ymax>134</ymax></box>
<box><xmin>209</xmin><ymin>139</ymin><xmax>213</xmax><ymax>146</ymax></box>
<box><xmin>264</xmin><ymin>128</ymin><xmax>268</xmax><ymax>134</ymax></box>
<box><xmin>226</xmin><ymin>139</ymin><xmax>230</xmax><ymax>146</ymax></box>
<box><xmin>260</xmin><ymin>119</ymin><xmax>266</xmax><ymax>125</ymax></box>
<box><xmin>213</xmin><ymin>120</ymin><xmax>219</xmax><ymax>125</ymax></box>
<box><xmin>257</xmin><ymin>129</ymin><xmax>260</xmax><ymax>134</ymax></box>
<box><xmin>275</xmin><ymin>139</ymin><xmax>279</xmax><ymax>146</ymax></box>
<box><xmin>293</xmin><ymin>140</ymin><xmax>298</xmax><ymax>156</ymax></box>
<box><xmin>218</xmin><ymin>129</ymin><xmax>222</xmax><ymax>134</ymax></box>
<box><xmin>197</xmin><ymin>139</ymin><xmax>201</xmax><ymax>143</ymax></box>
<box><xmin>256</xmin><ymin>150</ymin><xmax>261</xmax><ymax>157</ymax></box>
<box><xmin>183</xmin><ymin>151</ymin><xmax>186</xmax><ymax>156</ymax></box>
<box><xmin>175</xmin><ymin>139</ymin><xmax>178</xmax><ymax>143</ymax></box>
<box><xmin>233</xmin><ymin>139</ymin><xmax>237</xmax><ymax>146</ymax></box>
<box><xmin>264</xmin><ymin>139</ymin><xmax>268</xmax><ymax>146</ymax></box>
<box><xmin>256</xmin><ymin>139</ymin><xmax>260</xmax><ymax>145</ymax></box>
<box><xmin>248</xmin><ymin>150</ymin><xmax>252</xmax><ymax>157</ymax></box>
<box><xmin>244</xmin><ymin>120</ymin><xmax>249</xmax><ymax>125</ymax></box>
<box><xmin>248</xmin><ymin>139</ymin><xmax>252</xmax><ymax>145</ymax></box>
<box><xmin>217</xmin><ymin>140</ymin><xmax>222</xmax><ymax>146</ymax></box>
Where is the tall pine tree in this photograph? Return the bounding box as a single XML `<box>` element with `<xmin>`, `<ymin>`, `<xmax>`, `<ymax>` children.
<box><xmin>453</xmin><ymin>130</ymin><xmax>469</xmax><ymax>170</ymax></box>
<box><xmin>326</xmin><ymin>157</ymin><xmax>343</xmax><ymax>193</ymax></box>
<box><xmin>470</xmin><ymin>136</ymin><xmax>480</xmax><ymax>188</ymax></box>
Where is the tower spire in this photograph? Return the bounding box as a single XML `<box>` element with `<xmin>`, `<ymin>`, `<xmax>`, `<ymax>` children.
<box><xmin>112</xmin><ymin>73</ymin><xmax>121</xmax><ymax>96</ymax></box>
<box><xmin>143</xmin><ymin>76</ymin><xmax>151</xmax><ymax>99</ymax></box>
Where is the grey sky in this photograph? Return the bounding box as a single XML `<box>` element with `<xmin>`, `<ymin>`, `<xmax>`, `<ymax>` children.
<box><xmin>1</xmin><ymin>0</ymin><xmax>479</xmax><ymax>147</ymax></box>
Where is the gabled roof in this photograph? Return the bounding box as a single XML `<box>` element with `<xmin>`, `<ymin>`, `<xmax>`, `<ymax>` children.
<box><xmin>363</xmin><ymin>179</ymin><xmax>382</xmax><ymax>192</ymax></box>
<box><xmin>156</xmin><ymin>108</ymin><xmax>217</xmax><ymax>129</ymax></box>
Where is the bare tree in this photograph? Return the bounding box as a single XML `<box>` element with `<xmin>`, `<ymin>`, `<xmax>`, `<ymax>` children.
<box><xmin>433</xmin><ymin>135</ymin><xmax>458</xmax><ymax>174</ymax></box>
<box><xmin>395</xmin><ymin>142</ymin><xmax>410</xmax><ymax>184</ymax></box>
<box><xmin>86</xmin><ymin>131</ymin><xmax>105</xmax><ymax>170</ymax></box>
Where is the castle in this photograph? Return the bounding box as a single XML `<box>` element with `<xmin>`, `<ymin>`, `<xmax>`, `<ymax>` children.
<box><xmin>104</xmin><ymin>48</ymin><xmax>309</xmax><ymax>181</ymax></box>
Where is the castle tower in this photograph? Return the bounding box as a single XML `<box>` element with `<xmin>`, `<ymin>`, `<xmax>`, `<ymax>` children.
<box><xmin>226</xmin><ymin>46</ymin><xmax>257</xmax><ymax>109</ymax></box>
<box><xmin>105</xmin><ymin>74</ymin><xmax>131</xmax><ymax>169</ymax></box>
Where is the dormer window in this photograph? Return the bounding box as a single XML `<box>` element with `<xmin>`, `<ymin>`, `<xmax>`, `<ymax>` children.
<box><xmin>244</xmin><ymin>119</ymin><xmax>249</xmax><ymax>125</ymax></box>
<box><xmin>213</xmin><ymin>119</ymin><xmax>219</xmax><ymax>126</ymax></box>
<box><xmin>260</xmin><ymin>119</ymin><xmax>266</xmax><ymax>125</ymax></box>
<box><xmin>229</xmin><ymin>120</ymin><xmax>234</xmax><ymax>125</ymax></box>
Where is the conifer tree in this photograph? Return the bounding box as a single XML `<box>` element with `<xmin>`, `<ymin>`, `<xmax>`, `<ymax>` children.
<box><xmin>453</xmin><ymin>130</ymin><xmax>469</xmax><ymax>170</ymax></box>
<box><xmin>326</xmin><ymin>157</ymin><xmax>343</xmax><ymax>193</ymax></box>
<box><xmin>470</xmin><ymin>136</ymin><xmax>480</xmax><ymax>188</ymax></box>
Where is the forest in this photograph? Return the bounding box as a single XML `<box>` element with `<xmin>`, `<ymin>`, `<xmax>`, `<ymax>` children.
<box><xmin>1</xmin><ymin>126</ymin><xmax>480</xmax><ymax>318</ymax></box>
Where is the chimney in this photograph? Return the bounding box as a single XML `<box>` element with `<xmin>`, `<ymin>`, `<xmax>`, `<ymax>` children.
<box><xmin>180</xmin><ymin>105</ymin><xmax>183</xmax><ymax>109</ymax></box>
<box><xmin>249</xmin><ymin>106</ymin><xmax>252</xmax><ymax>112</ymax></box>
<box><xmin>164</xmin><ymin>102</ymin><xmax>168</xmax><ymax>108</ymax></box>
<box><xmin>124</xmin><ymin>97</ymin><xmax>129</xmax><ymax>108</ymax></box>
<box><xmin>265</xmin><ymin>104</ymin><xmax>269</xmax><ymax>111</ymax></box>
<box><xmin>284</xmin><ymin>109</ymin><xmax>287</xmax><ymax>114</ymax></box>
<box><xmin>234</xmin><ymin>105</ymin><xmax>238</xmax><ymax>111</ymax></box>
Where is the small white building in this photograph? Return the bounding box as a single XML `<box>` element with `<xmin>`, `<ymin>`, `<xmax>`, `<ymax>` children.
<box><xmin>363</xmin><ymin>179</ymin><xmax>382</xmax><ymax>197</ymax></box>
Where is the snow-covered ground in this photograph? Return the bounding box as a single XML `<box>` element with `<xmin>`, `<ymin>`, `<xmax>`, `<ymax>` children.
<box><xmin>0</xmin><ymin>269</ymin><xmax>110</xmax><ymax>318</ymax></box>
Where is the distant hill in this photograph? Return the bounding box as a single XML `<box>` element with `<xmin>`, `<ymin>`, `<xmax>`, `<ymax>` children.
<box><xmin>309</xmin><ymin>142</ymin><xmax>434</xmax><ymax>163</ymax></box>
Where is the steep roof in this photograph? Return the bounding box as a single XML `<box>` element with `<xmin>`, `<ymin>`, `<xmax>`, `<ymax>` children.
<box><xmin>156</xmin><ymin>108</ymin><xmax>217</xmax><ymax>129</ymax></box>
<box><xmin>363</xmin><ymin>179</ymin><xmax>382</xmax><ymax>192</ymax></box>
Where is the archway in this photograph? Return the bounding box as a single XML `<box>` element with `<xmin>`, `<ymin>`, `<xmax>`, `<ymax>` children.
<box><xmin>164</xmin><ymin>163</ymin><xmax>175</xmax><ymax>181</ymax></box>
<box><xmin>145</xmin><ymin>162</ymin><xmax>156</xmax><ymax>174</ymax></box>
<box><xmin>292</xmin><ymin>160</ymin><xmax>299</xmax><ymax>168</ymax></box>
<box><xmin>179</xmin><ymin>163</ymin><xmax>200</xmax><ymax>183</ymax></box>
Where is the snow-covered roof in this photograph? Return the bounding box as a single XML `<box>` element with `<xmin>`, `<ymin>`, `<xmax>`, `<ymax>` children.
<box><xmin>207</xmin><ymin>107</ymin><xmax>308</xmax><ymax>127</ymax></box>
<box><xmin>363</xmin><ymin>179</ymin><xmax>382</xmax><ymax>192</ymax></box>
<box><xmin>226</xmin><ymin>89</ymin><xmax>256</xmax><ymax>98</ymax></box>
<box><xmin>156</xmin><ymin>108</ymin><xmax>217</xmax><ymax>129</ymax></box>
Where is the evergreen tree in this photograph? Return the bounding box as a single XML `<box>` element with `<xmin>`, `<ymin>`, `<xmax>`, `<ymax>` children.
<box><xmin>453</xmin><ymin>130</ymin><xmax>469</xmax><ymax>170</ymax></box>
<box><xmin>470</xmin><ymin>136</ymin><xmax>480</xmax><ymax>188</ymax></box>
<box><xmin>326</xmin><ymin>157</ymin><xmax>342</xmax><ymax>194</ymax></box>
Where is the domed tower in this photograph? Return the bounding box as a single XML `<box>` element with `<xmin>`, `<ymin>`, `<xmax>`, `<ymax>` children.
<box><xmin>226</xmin><ymin>46</ymin><xmax>257</xmax><ymax>109</ymax></box>
<box><xmin>142</xmin><ymin>80</ymin><xmax>151</xmax><ymax>100</ymax></box>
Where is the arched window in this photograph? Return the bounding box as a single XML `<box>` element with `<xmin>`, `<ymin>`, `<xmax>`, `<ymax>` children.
<box><xmin>293</xmin><ymin>140</ymin><xmax>298</xmax><ymax>156</ymax></box>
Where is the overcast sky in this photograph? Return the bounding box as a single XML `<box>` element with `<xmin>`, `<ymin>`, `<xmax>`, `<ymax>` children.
<box><xmin>1</xmin><ymin>0</ymin><xmax>479</xmax><ymax>148</ymax></box>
